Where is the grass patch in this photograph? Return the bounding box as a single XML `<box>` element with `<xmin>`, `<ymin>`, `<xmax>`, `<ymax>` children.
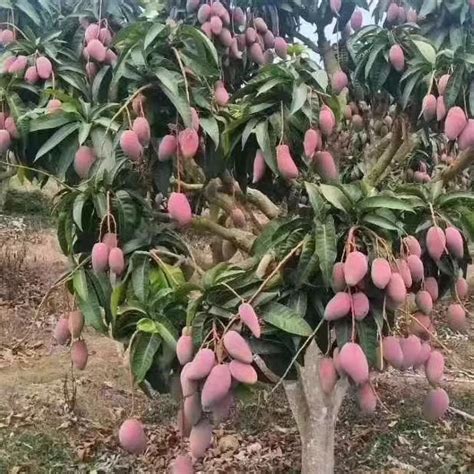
<box><xmin>0</xmin><ymin>431</ymin><xmax>74</xmax><ymax>473</ymax></box>
<box><xmin>4</xmin><ymin>188</ymin><xmax>52</xmax><ymax>217</ymax></box>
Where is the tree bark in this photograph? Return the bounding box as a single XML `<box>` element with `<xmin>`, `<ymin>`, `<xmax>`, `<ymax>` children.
<box><xmin>283</xmin><ymin>341</ymin><xmax>349</xmax><ymax>474</ymax></box>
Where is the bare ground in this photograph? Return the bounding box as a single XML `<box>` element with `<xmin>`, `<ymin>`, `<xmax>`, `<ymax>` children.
<box><xmin>0</xmin><ymin>211</ymin><xmax>473</xmax><ymax>473</ymax></box>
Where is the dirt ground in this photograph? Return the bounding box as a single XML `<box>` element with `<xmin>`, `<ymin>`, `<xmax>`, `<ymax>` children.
<box><xmin>0</xmin><ymin>191</ymin><xmax>473</xmax><ymax>473</ymax></box>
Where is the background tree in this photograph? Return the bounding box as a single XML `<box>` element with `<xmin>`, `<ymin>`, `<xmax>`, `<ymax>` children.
<box><xmin>0</xmin><ymin>0</ymin><xmax>473</xmax><ymax>472</ymax></box>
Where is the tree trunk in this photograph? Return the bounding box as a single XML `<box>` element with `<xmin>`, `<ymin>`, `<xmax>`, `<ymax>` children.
<box><xmin>284</xmin><ymin>341</ymin><xmax>348</xmax><ymax>474</ymax></box>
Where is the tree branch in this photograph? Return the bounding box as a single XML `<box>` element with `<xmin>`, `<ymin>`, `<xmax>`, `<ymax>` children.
<box><xmin>364</xmin><ymin>120</ymin><xmax>403</xmax><ymax>187</ymax></box>
<box><xmin>435</xmin><ymin>148</ymin><xmax>474</xmax><ymax>183</ymax></box>
<box><xmin>244</xmin><ymin>188</ymin><xmax>280</xmax><ymax>219</ymax></box>
<box><xmin>191</xmin><ymin>216</ymin><xmax>255</xmax><ymax>253</ymax></box>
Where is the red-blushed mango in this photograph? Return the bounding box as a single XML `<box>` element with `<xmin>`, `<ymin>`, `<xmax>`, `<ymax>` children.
<box><xmin>197</xmin><ymin>4</ymin><xmax>211</xmax><ymax>23</ymax></box>
<box><xmin>314</xmin><ymin>151</ymin><xmax>338</xmax><ymax>181</ymax></box>
<box><xmin>47</xmin><ymin>99</ymin><xmax>62</xmax><ymax>113</ymax></box>
<box><xmin>84</xmin><ymin>23</ymin><xmax>100</xmax><ymax>43</ymax></box>
<box><xmin>99</xmin><ymin>27</ymin><xmax>112</xmax><ymax>46</ymax></box>
<box><xmin>35</xmin><ymin>56</ymin><xmax>52</xmax><ymax>80</ymax></box>
<box><xmin>330</xmin><ymin>0</ymin><xmax>341</xmax><ymax>13</ymax></box>
<box><xmin>190</xmin><ymin>419</ymin><xmax>212</xmax><ymax>459</ymax></box>
<box><xmin>106</xmin><ymin>49</ymin><xmax>118</xmax><ymax>66</ymax></box>
<box><xmin>371</xmin><ymin>257</ymin><xmax>391</xmax><ymax>289</ymax></box>
<box><xmin>352</xmin><ymin>292</ymin><xmax>370</xmax><ymax>321</ymax></box>
<box><xmin>120</xmin><ymin>130</ymin><xmax>143</xmax><ymax>161</ymax></box>
<box><xmin>386</xmin><ymin>3</ymin><xmax>399</xmax><ymax>23</ymax></box>
<box><xmin>231</xmin><ymin>207</ymin><xmax>246</xmax><ymax>228</ymax></box>
<box><xmin>119</xmin><ymin>418</ymin><xmax>147</xmax><ymax>454</ymax></box>
<box><xmin>4</xmin><ymin>117</ymin><xmax>18</xmax><ymax>139</ymax></box>
<box><xmin>249</xmin><ymin>42</ymin><xmax>264</xmax><ymax>65</ymax></box>
<box><xmin>232</xmin><ymin>7</ymin><xmax>246</xmax><ymax>25</ymax></box>
<box><xmin>319</xmin><ymin>105</ymin><xmax>336</xmax><ymax>136</ymax></box>
<box><xmin>422</xmin><ymin>94</ymin><xmax>436</xmax><ymax>121</ymax></box>
<box><xmin>92</xmin><ymin>242</ymin><xmax>109</xmax><ymax>272</ymax></box>
<box><xmin>210</xmin><ymin>1</ymin><xmax>226</xmax><ymax>17</ymax></box>
<box><xmin>171</xmin><ymin>454</ymin><xmax>194</xmax><ymax>474</ymax></box>
<box><xmin>352</xmin><ymin>114</ymin><xmax>364</xmax><ymax>131</ymax></box>
<box><xmin>436</xmin><ymin>96</ymin><xmax>446</xmax><ymax>121</ymax></box>
<box><xmin>168</xmin><ymin>192</ymin><xmax>192</xmax><ymax>226</ymax></box>
<box><xmin>211</xmin><ymin>392</ymin><xmax>233</xmax><ymax>423</ymax></box>
<box><xmin>423</xmin><ymin>388</ymin><xmax>449</xmax><ymax>421</ymax></box>
<box><xmin>102</xmin><ymin>232</ymin><xmax>118</xmax><ymax>249</ymax></box>
<box><xmin>191</xmin><ymin>107</ymin><xmax>200</xmax><ymax>131</ymax></box>
<box><xmin>455</xmin><ymin>277</ymin><xmax>468</xmax><ymax>299</ymax></box>
<box><xmin>331</xmin><ymin>70</ymin><xmax>348</xmax><ymax>94</ymax></box>
<box><xmin>407</xmin><ymin>254</ymin><xmax>424</xmax><ymax>283</ymax></box>
<box><xmin>438</xmin><ymin>74</ymin><xmax>450</xmax><ymax>95</ymax></box>
<box><xmin>276</xmin><ymin>144</ymin><xmax>298</xmax><ymax>179</ymax></box>
<box><xmin>85</xmin><ymin>62</ymin><xmax>98</xmax><ymax>80</ymax></box>
<box><xmin>344</xmin><ymin>251</ymin><xmax>368</xmax><ymax>286</ymax></box>
<box><xmin>223</xmin><ymin>330</ymin><xmax>252</xmax><ymax>363</ymax></box>
<box><xmin>254</xmin><ymin>17</ymin><xmax>268</xmax><ymax>34</ymax></box>
<box><xmin>458</xmin><ymin>119</ymin><xmax>474</xmax><ymax>151</ymax></box>
<box><xmin>86</xmin><ymin>39</ymin><xmax>106</xmax><ymax>62</ymax></box>
<box><xmin>426</xmin><ymin>226</ymin><xmax>446</xmax><ymax>261</ymax></box>
<box><xmin>398</xmin><ymin>5</ymin><xmax>407</xmax><ymax>22</ymax></box>
<box><xmin>178</xmin><ymin>128</ymin><xmax>199</xmax><ymax>159</ymax></box>
<box><xmin>71</xmin><ymin>340</ymin><xmax>88</xmax><ymax>370</ymax></box>
<box><xmin>274</xmin><ymin>36</ymin><xmax>288</xmax><ymax>59</ymax></box>
<box><xmin>238</xmin><ymin>303</ymin><xmax>261</xmax><ymax>338</ymax></box>
<box><xmin>0</xmin><ymin>129</ymin><xmax>11</xmax><ymax>152</ymax></box>
<box><xmin>414</xmin><ymin>342</ymin><xmax>431</xmax><ymax>369</ymax></box>
<box><xmin>132</xmin><ymin>117</ymin><xmax>151</xmax><ymax>147</ymax></box>
<box><xmin>252</xmin><ymin>149</ymin><xmax>266</xmax><ymax>183</ymax></box>
<box><xmin>201</xmin><ymin>21</ymin><xmax>212</xmax><ymax>38</ymax></box>
<box><xmin>324</xmin><ymin>292</ymin><xmax>351</xmax><ymax>320</ymax></box>
<box><xmin>403</xmin><ymin>235</ymin><xmax>421</xmax><ymax>257</ymax></box>
<box><xmin>209</xmin><ymin>15</ymin><xmax>223</xmax><ymax>35</ymax></box>
<box><xmin>229</xmin><ymin>38</ymin><xmax>243</xmax><ymax>59</ymax></box>
<box><xmin>400</xmin><ymin>335</ymin><xmax>421</xmax><ymax>369</ymax></box>
<box><xmin>74</xmin><ymin>145</ymin><xmax>96</xmax><ymax>178</ymax></box>
<box><xmin>158</xmin><ymin>134</ymin><xmax>177</xmax><ymax>161</ymax></box>
<box><xmin>351</xmin><ymin>9</ymin><xmax>363</xmax><ymax>30</ymax></box>
<box><xmin>180</xmin><ymin>363</ymin><xmax>198</xmax><ymax>397</ymax></box>
<box><xmin>184</xmin><ymin>392</ymin><xmax>201</xmax><ymax>426</ymax></box>
<box><xmin>445</xmin><ymin>226</ymin><xmax>464</xmax><ymax>259</ymax></box>
<box><xmin>339</xmin><ymin>342</ymin><xmax>369</xmax><ymax>384</ymax></box>
<box><xmin>331</xmin><ymin>262</ymin><xmax>346</xmax><ymax>292</ymax></box>
<box><xmin>187</xmin><ymin>348</ymin><xmax>216</xmax><ymax>380</ymax></box>
<box><xmin>214</xmin><ymin>80</ymin><xmax>229</xmax><ymax>106</ymax></box>
<box><xmin>382</xmin><ymin>336</ymin><xmax>404</xmax><ymax>369</ymax></box>
<box><xmin>425</xmin><ymin>350</ymin><xmax>444</xmax><ymax>385</ymax></box>
<box><xmin>229</xmin><ymin>360</ymin><xmax>257</xmax><ymax>384</ymax></box>
<box><xmin>303</xmin><ymin>128</ymin><xmax>321</xmax><ymax>158</ymax></box>
<box><xmin>389</xmin><ymin>44</ymin><xmax>405</xmax><ymax>72</ymax></box>
<box><xmin>0</xmin><ymin>29</ymin><xmax>14</xmax><ymax>45</ymax></box>
<box><xmin>318</xmin><ymin>357</ymin><xmax>338</xmax><ymax>395</ymax></box>
<box><xmin>68</xmin><ymin>310</ymin><xmax>84</xmax><ymax>339</ymax></box>
<box><xmin>424</xmin><ymin>277</ymin><xmax>439</xmax><ymax>302</ymax></box>
<box><xmin>445</xmin><ymin>106</ymin><xmax>467</xmax><ymax>140</ymax></box>
<box><xmin>109</xmin><ymin>247</ymin><xmax>125</xmax><ymax>275</ymax></box>
<box><xmin>263</xmin><ymin>30</ymin><xmax>275</xmax><ymax>49</ymax></box>
<box><xmin>393</xmin><ymin>258</ymin><xmax>412</xmax><ymax>288</ymax></box>
<box><xmin>409</xmin><ymin>313</ymin><xmax>432</xmax><ymax>339</ymax></box>
<box><xmin>25</xmin><ymin>66</ymin><xmax>39</xmax><ymax>84</ymax></box>
<box><xmin>447</xmin><ymin>303</ymin><xmax>467</xmax><ymax>332</ymax></box>
<box><xmin>415</xmin><ymin>290</ymin><xmax>433</xmax><ymax>315</ymax></box>
<box><xmin>8</xmin><ymin>55</ymin><xmax>27</xmax><ymax>74</ymax></box>
<box><xmin>54</xmin><ymin>318</ymin><xmax>71</xmax><ymax>345</ymax></box>
<box><xmin>201</xmin><ymin>363</ymin><xmax>231</xmax><ymax>408</ymax></box>
<box><xmin>357</xmin><ymin>382</ymin><xmax>377</xmax><ymax>414</ymax></box>
<box><xmin>218</xmin><ymin>28</ymin><xmax>233</xmax><ymax>47</ymax></box>
<box><xmin>177</xmin><ymin>335</ymin><xmax>194</xmax><ymax>365</ymax></box>
<box><xmin>245</xmin><ymin>27</ymin><xmax>257</xmax><ymax>44</ymax></box>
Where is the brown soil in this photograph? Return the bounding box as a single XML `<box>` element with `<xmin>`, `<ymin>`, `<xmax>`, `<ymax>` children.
<box><xmin>0</xmin><ymin>218</ymin><xmax>473</xmax><ymax>473</ymax></box>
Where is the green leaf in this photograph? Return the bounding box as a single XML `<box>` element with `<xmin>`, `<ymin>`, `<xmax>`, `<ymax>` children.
<box><xmin>357</xmin><ymin>319</ymin><xmax>379</xmax><ymax>367</ymax></box>
<box><xmin>362</xmin><ymin>214</ymin><xmax>401</xmax><ymax>232</ymax></box>
<box><xmin>154</xmin><ymin>319</ymin><xmax>178</xmax><ymax>351</ymax></box>
<box><xmin>131</xmin><ymin>253</ymin><xmax>150</xmax><ymax>303</ymax></box>
<box><xmin>130</xmin><ymin>331</ymin><xmax>161</xmax><ymax>384</ymax></box>
<box><xmin>359</xmin><ymin>196</ymin><xmax>414</xmax><ymax>213</ymax></box>
<box><xmin>436</xmin><ymin>192</ymin><xmax>474</xmax><ymax>208</ymax></box>
<box><xmin>144</xmin><ymin>23</ymin><xmax>167</xmax><ymax>50</ymax></box>
<box><xmin>290</xmin><ymin>82</ymin><xmax>307</xmax><ymax>115</ymax></box>
<box><xmin>73</xmin><ymin>268</ymin><xmax>88</xmax><ymax>302</ymax></box>
<box><xmin>445</xmin><ymin>69</ymin><xmax>464</xmax><ymax>109</ymax></box>
<box><xmin>419</xmin><ymin>0</ymin><xmax>437</xmax><ymax>17</ymax></box>
<box><xmin>260</xmin><ymin>302</ymin><xmax>313</xmax><ymax>336</ymax></box>
<box><xmin>72</xmin><ymin>193</ymin><xmax>87</xmax><ymax>231</ymax></box>
<box><xmin>160</xmin><ymin>83</ymin><xmax>192</xmax><ymax>128</ymax></box>
<box><xmin>255</xmin><ymin>120</ymin><xmax>277</xmax><ymax>174</ymax></box>
<box><xmin>319</xmin><ymin>184</ymin><xmax>352</xmax><ymax>213</ymax></box>
<box><xmin>257</xmin><ymin>77</ymin><xmax>285</xmax><ymax>96</ymax></box>
<box><xmin>16</xmin><ymin>0</ymin><xmax>41</xmax><ymax>25</ymax></box>
<box><xmin>200</xmin><ymin>116</ymin><xmax>219</xmax><ymax>148</ymax></box>
<box><xmin>315</xmin><ymin>216</ymin><xmax>337</xmax><ymax>288</ymax></box>
<box><xmin>29</xmin><ymin>113</ymin><xmax>74</xmax><ymax>131</ymax></box>
<box><xmin>412</xmin><ymin>40</ymin><xmax>436</xmax><ymax>64</ymax></box>
<box><xmin>137</xmin><ymin>318</ymin><xmax>159</xmax><ymax>333</ymax></box>
<box><xmin>305</xmin><ymin>182</ymin><xmax>324</xmax><ymax>216</ymax></box>
<box><xmin>294</xmin><ymin>235</ymin><xmax>318</xmax><ymax>287</ymax></box>
<box><xmin>34</xmin><ymin>122</ymin><xmax>80</xmax><ymax>162</ymax></box>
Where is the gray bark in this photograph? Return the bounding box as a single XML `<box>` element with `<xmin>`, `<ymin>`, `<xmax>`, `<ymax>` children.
<box><xmin>284</xmin><ymin>341</ymin><xmax>349</xmax><ymax>474</ymax></box>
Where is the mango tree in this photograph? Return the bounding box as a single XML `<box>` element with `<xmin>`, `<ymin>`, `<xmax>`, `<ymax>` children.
<box><xmin>1</xmin><ymin>0</ymin><xmax>473</xmax><ymax>472</ymax></box>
